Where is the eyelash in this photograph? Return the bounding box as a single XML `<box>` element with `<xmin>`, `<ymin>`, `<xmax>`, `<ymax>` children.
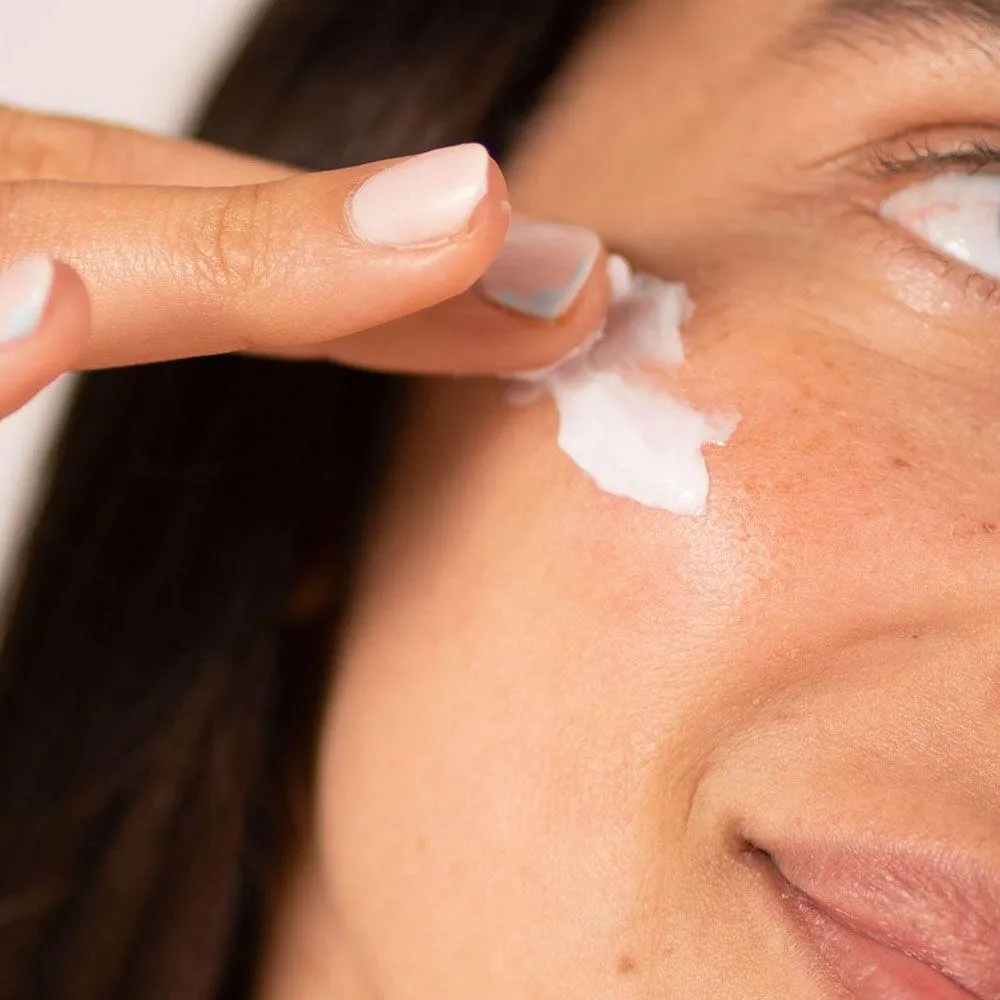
<box><xmin>867</xmin><ymin>137</ymin><xmax>1000</xmax><ymax>178</ymax></box>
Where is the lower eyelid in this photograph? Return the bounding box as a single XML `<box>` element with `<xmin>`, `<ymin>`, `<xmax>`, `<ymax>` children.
<box><xmin>912</xmin><ymin>245</ymin><xmax>1000</xmax><ymax>308</ymax></box>
<box><xmin>874</xmin><ymin>214</ymin><xmax>1000</xmax><ymax>313</ymax></box>
<box><xmin>824</xmin><ymin>208</ymin><xmax>1000</xmax><ymax>386</ymax></box>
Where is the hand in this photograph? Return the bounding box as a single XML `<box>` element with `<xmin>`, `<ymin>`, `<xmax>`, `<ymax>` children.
<box><xmin>0</xmin><ymin>105</ymin><xmax>610</xmax><ymax>419</ymax></box>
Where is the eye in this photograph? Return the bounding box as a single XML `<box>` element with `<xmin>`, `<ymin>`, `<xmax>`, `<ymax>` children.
<box><xmin>880</xmin><ymin>174</ymin><xmax>1000</xmax><ymax>280</ymax></box>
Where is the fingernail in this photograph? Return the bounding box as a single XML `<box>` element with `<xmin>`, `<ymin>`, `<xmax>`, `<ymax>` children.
<box><xmin>0</xmin><ymin>256</ymin><xmax>55</xmax><ymax>342</ymax></box>
<box><xmin>348</xmin><ymin>144</ymin><xmax>491</xmax><ymax>247</ymax></box>
<box><xmin>477</xmin><ymin>220</ymin><xmax>601</xmax><ymax>321</ymax></box>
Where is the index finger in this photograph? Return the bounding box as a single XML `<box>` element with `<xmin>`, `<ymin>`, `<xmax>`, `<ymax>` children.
<box><xmin>0</xmin><ymin>144</ymin><xmax>519</xmax><ymax>367</ymax></box>
<box><xmin>0</xmin><ymin>108</ymin><xmax>612</xmax><ymax>376</ymax></box>
<box><xmin>0</xmin><ymin>104</ymin><xmax>292</xmax><ymax>187</ymax></box>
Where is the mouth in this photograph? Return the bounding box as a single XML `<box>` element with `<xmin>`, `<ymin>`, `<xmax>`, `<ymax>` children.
<box><xmin>749</xmin><ymin>838</ymin><xmax>1000</xmax><ymax>1000</ymax></box>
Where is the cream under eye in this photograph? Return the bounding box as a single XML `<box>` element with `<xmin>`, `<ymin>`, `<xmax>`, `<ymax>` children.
<box><xmin>880</xmin><ymin>174</ymin><xmax>1000</xmax><ymax>280</ymax></box>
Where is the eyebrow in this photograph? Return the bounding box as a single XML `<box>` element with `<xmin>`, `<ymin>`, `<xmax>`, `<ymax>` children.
<box><xmin>798</xmin><ymin>0</ymin><xmax>1000</xmax><ymax>49</ymax></box>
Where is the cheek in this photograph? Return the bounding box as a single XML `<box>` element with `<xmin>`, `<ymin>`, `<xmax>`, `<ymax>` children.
<box><xmin>314</xmin><ymin>384</ymin><xmax>741</xmax><ymax>990</ymax></box>
<box><xmin>318</xmin><ymin>578</ymin><xmax>654</xmax><ymax>992</ymax></box>
<box><xmin>311</xmin><ymin>331</ymin><xmax>1000</xmax><ymax>992</ymax></box>
<box><xmin>697</xmin><ymin>330</ymin><xmax>1000</xmax><ymax>641</ymax></box>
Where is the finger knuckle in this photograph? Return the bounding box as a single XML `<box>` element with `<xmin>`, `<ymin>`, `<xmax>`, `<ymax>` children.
<box><xmin>0</xmin><ymin>105</ymin><xmax>131</xmax><ymax>182</ymax></box>
<box><xmin>183</xmin><ymin>185</ymin><xmax>279</xmax><ymax>299</ymax></box>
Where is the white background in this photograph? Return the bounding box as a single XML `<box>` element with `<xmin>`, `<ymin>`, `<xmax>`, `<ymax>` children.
<box><xmin>0</xmin><ymin>0</ymin><xmax>269</xmax><ymax>595</ymax></box>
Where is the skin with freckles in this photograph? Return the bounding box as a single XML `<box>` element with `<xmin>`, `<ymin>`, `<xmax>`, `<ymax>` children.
<box><xmin>259</xmin><ymin>0</ymin><xmax>1000</xmax><ymax>997</ymax></box>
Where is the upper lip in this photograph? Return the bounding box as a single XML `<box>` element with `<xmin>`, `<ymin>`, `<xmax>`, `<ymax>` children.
<box><xmin>756</xmin><ymin>837</ymin><xmax>1000</xmax><ymax>1000</ymax></box>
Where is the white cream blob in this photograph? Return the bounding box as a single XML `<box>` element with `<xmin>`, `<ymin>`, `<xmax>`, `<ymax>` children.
<box><xmin>510</xmin><ymin>256</ymin><xmax>739</xmax><ymax>516</ymax></box>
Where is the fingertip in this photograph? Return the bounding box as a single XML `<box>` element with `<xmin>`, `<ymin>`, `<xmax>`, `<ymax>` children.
<box><xmin>257</xmin><ymin>146</ymin><xmax>514</xmax><ymax>340</ymax></box>
<box><xmin>319</xmin><ymin>235</ymin><xmax>613</xmax><ymax>376</ymax></box>
<box><xmin>37</xmin><ymin>261</ymin><xmax>92</xmax><ymax>369</ymax></box>
<box><xmin>470</xmin><ymin>221</ymin><xmax>613</xmax><ymax>371</ymax></box>
<box><xmin>477</xmin><ymin>154</ymin><xmax>511</xmax><ymax>242</ymax></box>
<box><xmin>0</xmin><ymin>257</ymin><xmax>90</xmax><ymax>419</ymax></box>
<box><xmin>479</xmin><ymin>242</ymin><xmax>612</xmax><ymax>375</ymax></box>
<box><xmin>436</xmin><ymin>149</ymin><xmax>512</xmax><ymax>289</ymax></box>
<box><xmin>482</xmin><ymin>152</ymin><xmax>510</xmax><ymax>215</ymax></box>
<box><xmin>535</xmin><ymin>242</ymin><xmax>613</xmax><ymax>359</ymax></box>
<box><xmin>342</xmin><ymin>143</ymin><xmax>508</xmax><ymax>255</ymax></box>
<box><xmin>49</xmin><ymin>260</ymin><xmax>93</xmax><ymax>338</ymax></box>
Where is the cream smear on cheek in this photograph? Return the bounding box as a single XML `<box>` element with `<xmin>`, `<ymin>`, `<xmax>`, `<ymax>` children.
<box><xmin>510</xmin><ymin>256</ymin><xmax>739</xmax><ymax>516</ymax></box>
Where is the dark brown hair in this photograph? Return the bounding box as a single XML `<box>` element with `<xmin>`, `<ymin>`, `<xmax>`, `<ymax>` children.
<box><xmin>0</xmin><ymin>1</ymin><xmax>605</xmax><ymax>998</ymax></box>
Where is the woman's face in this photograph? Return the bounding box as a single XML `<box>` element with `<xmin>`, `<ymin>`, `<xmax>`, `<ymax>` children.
<box><xmin>268</xmin><ymin>1</ymin><xmax>1000</xmax><ymax>996</ymax></box>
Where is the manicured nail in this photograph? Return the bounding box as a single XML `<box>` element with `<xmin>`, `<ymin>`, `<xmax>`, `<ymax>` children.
<box><xmin>0</xmin><ymin>257</ymin><xmax>55</xmax><ymax>342</ymax></box>
<box><xmin>477</xmin><ymin>220</ymin><xmax>601</xmax><ymax>320</ymax></box>
<box><xmin>348</xmin><ymin>144</ymin><xmax>490</xmax><ymax>247</ymax></box>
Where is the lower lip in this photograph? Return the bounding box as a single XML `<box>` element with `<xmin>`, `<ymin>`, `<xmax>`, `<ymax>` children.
<box><xmin>787</xmin><ymin>893</ymin><xmax>977</xmax><ymax>1000</ymax></box>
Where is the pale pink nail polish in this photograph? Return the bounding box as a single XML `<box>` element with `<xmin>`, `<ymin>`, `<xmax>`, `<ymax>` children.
<box><xmin>0</xmin><ymin>257</ymin><xmax>55</xmax><ymax>342</ymax></box>
<box><xmin>478</xmin><ymin>220</ymin><xmax>601</xmax><ymax>320</ymax></box>
<box><xmin>348</xmin><ymin>144</ymin><xmax>490</xmax><ymax>247</ymax></box>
